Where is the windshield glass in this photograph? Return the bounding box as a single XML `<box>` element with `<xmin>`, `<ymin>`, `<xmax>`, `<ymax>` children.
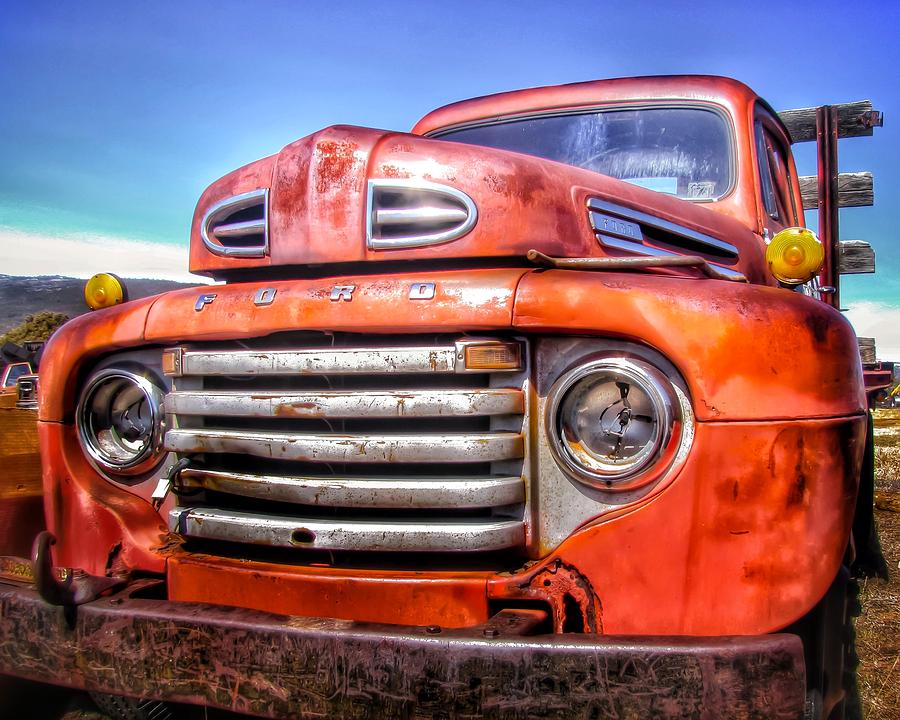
<box><xmin>436</xmin><ymin>107</ymin><xmax>733</xmax><ymax>201</ymax></box>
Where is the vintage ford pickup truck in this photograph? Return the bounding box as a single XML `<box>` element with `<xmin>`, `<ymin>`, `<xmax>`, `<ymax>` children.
<box><xmin>0</xmin><ymin>76</ymin><xmax>887</xmax><ymax>719</ymax></box>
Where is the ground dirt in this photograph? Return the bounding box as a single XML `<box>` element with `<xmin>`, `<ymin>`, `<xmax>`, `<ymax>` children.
<box><xmin>858</xmin><ymin>408</ymin><xmax>900</xmax><ymax>718</ymax></box>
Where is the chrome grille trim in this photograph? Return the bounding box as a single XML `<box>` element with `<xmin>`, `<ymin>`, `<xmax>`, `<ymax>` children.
<box><xmin>171</xmin><ymin>341</ymin><xmax>522</xmax><ymax>377</ymax></box>
<box><xmin>165</xmin><ymin>428</ymin><xmax>524</xmax><ymax>464</ymax></box>
<box><xmin>166</xmin><ymin>388</ymin><xmax>525</xmax><ymax>419</ymax></box>
<box><xmin>170</xmin><ymin>508</ymin><xmax>525</xmax><ymax>552</ymax></box>
<box><xmin>178</xmin><ymin>468</ymin><xmax>524</xmax><ymax>509</ymax></box>
<box><xmin>165</xmin><ymin>336</ymin><xmax>529</xmax><ymax>555</ymax></box>
<box><xmin>176</xmin><ymin>346</ymin><xmax>458</xmax><ymax>376</ymax></box>
<box><xmin>200</xmin><ymin>189</ymin><xmax>269</xmax><ymax>258</ymax></box>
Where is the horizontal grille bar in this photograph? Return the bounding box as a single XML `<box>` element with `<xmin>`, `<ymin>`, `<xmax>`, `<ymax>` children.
<box><xmin>179</xmin><ymin>468</ymin><xmax>524</xmax><ymax>508</ymax></box>
<box><xmin>165</xmin><ymin>428</ymin><xmax>524</xmax><ymax>463</ymax></box>
<box><xmin>177</xmin><ymin>346</ymin><xmax>458</xmax><ymax>376</ymax></box>
<box><xmin>170</xmin><ymin>507</ymin><xmax>525</xmax><ymax>552</ymax></box>
<box><xmin>166</xmin><ymin>388</ymin><xmax>524</xmax><ymax>419</ymax></box>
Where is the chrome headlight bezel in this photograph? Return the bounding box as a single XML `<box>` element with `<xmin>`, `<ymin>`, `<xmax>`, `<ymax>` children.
<box><xmin>76</xmin><ymin>366</ymin><xmax>166</xmax><ymax>477</ymax></box>
<box><xmin>546</xmin><ymin>357</ymin><xmax>682</xmax><ymax>490</ymax></box>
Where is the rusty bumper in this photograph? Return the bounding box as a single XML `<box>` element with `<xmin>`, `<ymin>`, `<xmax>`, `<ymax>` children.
<box><xmin>0</xmin><ymin>582</ymin><xmax>805</xmax><ymax>719</ymax></box>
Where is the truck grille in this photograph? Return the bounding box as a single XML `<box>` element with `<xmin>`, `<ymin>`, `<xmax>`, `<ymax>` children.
<box><xmin>163</xmin><ymin>335</ymin><xmax>528</xmax><ymax>555</ymax></box>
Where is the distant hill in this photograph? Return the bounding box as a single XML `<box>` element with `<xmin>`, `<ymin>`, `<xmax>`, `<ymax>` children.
<box><xmin>0</xmin><ymin>275</ymin><xmax>200</xmax><ymax>335</ymax></box>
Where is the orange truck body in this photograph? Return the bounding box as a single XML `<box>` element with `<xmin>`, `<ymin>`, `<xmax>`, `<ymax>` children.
<box><xmin>0</xmin><ymin>76</ymin><xmax>877</xmax><ymax>719</ymax></box>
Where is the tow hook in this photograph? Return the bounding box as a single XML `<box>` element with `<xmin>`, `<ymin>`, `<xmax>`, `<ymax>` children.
<box><xmin>31</xmin><ymin>531</ymin><xmax>126</xmax><ymax>607</ymax></box>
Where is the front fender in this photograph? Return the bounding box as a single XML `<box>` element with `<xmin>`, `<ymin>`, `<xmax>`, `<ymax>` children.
<box><xmin>512</xmin><ymin>270</ymin><xmax>866</xmax><ymax>421</ymax></box>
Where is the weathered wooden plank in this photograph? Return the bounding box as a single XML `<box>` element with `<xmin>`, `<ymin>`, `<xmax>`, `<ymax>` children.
<box><xmin>778</xmin><ymin>101</ymin><xmax>883</xmax><ymax>143</ymax></box>
<box><xmin>799</xmin><ymin>172</ymin><xmax>873</xmax><ymax>209</ymax></box>
<box><xmin>839</xmin><ymin>240</ymin><xmax>875</xmax><ymax>275</ymax></box>
<box><xmin>858</xmin><ymin>337</ymin><xmax>876</xmax><ymax>365</ymax></box>
<box><xmin>0</xmin><ymin>393</ymin><xmax>41</xmax><ymax>499</ymax></box>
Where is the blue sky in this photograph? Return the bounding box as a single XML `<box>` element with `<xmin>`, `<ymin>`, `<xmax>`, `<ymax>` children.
<box><xmin>0</xmin><ymin>1</ymin><xmax>897</xmax><ymax>312</ymax></box>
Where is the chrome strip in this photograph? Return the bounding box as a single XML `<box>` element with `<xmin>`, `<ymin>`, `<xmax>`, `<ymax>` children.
<box><xmin>200</xmin><ymin>188</ymin><xmax>269</xmax><ymax>258</ymax></box>
<box><xmin>587</xmin><ymin>198</ymin><xmax>739</xmax><ymax>256</ymax></box>
<box><xmin>597</xmin><ymin>235</ymin><xmax>746</xmax><ymax>280</ymax></box>
<box><xmin>164</xmin><ymin>428</ymin><xmax>524</xmax><ymax>463</ymax></box>
<box><xmin>366</xmin><ymin>179</ymin><xmax>478</xmax><ymax>250</ymax></box>
<box><xmin>211</xmin><ymin>219</ymin><xmax>266</xmax><ymax>238</ymax></box>
<box><xmin>170</xmin><ymin>507</ymin><xmax>525</xmax><ymax>552</ymax></box>
<box><xmin>177</xmin><ymin>346</ymin><xmax>459</xmax><ymax>377</ymax></box>
<box><xmin>166</xmin><ymin>388</ymin><xmax>525</xmax><ymax>418</ymax></box>
<box><xmin>179</xmin><ymin>468</ymin><xmax>524</xmax><ymax>509</ymax></box>
<box><xmin>374</xmin><ymin>207</ymin><xmax>469</xmax><ymax>226</ymax></box>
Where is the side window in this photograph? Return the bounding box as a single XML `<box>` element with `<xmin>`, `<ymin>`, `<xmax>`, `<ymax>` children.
<box><xmin>2</xmin><ymin>363</ymin><xmax>31</xmax><ymax>388</ymax></box>
<box><xmin>755</xmin><ymin>120</ymin><xmax>794</xmax><ymax>229</ymax></box>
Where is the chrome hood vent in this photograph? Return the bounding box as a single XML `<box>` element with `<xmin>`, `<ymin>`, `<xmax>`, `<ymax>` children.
<box><xmin>367</xmin><ymin>179</ymin><xmax>477</xmax><ymax>250</ymax></box>
<box><xmin>201</xmin><ymin>189</ymin><xmax>269</xmax><ymax>258</ymax></box>
<box><xmin>586</xmin><ymin>197</ymin><xmax>743</xmax><ymax>279</ymax></box>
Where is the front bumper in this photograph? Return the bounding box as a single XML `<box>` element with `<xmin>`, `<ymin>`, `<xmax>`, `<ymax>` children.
<box><xmin>0</xmin><ymin>582</ymin><xmax>805</xmax><ymax>719</ymax></box>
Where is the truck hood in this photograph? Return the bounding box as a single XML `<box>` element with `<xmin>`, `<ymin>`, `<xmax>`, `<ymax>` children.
<box><xmin>189</xmin><ymin>125</ymin><xmax>767</xmax><ymax>283</ymax></box>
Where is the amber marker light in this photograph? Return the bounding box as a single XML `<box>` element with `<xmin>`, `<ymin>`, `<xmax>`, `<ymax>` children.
<box><xmin>462</xmin><ymin>341</ymin><xmax>523</xmax><ymax>371</ymax></box>
<box><xmin>84</xmin><ymin>273</ymin><xmax>128</xmax><ymax>310</ymax></box>
<box><xmin>161</xmin><ymin>348</ymin><xmax>184</xmax><ymax>377</ymax></box>
<box><xmin>765</xmin><ymin>227</ymin><xmax>825</xmax><ymax>285</ymax></box>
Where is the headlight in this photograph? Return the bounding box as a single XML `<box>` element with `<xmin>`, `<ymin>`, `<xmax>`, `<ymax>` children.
<box><xmin>546</xmin><ymin>358</ymin><xmax>680</xmax><ymax>488</ymax></box>
<box><xmin>77</xmin><ymin>367</ymin><xmax>165</xmax><ymax>476</ymax></box>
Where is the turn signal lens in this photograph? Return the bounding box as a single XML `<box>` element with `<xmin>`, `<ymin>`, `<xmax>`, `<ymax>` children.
<box><xmin>161</xmin><ymin>348</ymin><xmax>184</xmax><ymax>377</ymax></box>
<box><xmin>765</xmin><ymin>227</ymin><xmax>825</xmax><ymax>285</ymax></box>
<box><xmin>463</xmin><ymin>342</ymin><xmax>522</xmax><ymax>371</ymax></box>
<box><xmin>84</xmin><ymin>273</ymin><xmax>128</xmax><ymax>310</ymax></box>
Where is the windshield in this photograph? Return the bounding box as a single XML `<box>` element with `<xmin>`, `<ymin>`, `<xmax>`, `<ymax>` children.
<box><xmin>435</xmin><ymin>107</ymin><xmax>733</xmax><ymax>201</ymax></box>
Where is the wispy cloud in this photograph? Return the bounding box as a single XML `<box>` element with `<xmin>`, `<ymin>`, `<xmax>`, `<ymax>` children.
<box><xmin>0</xmin><ymin>227</ymin><xmax>204</xmax><ymax>283</ymax></box>
<box><xmin>845</xmin><ymin>302</ymin><xmax>900</xmax><ymax>362</ymax></box>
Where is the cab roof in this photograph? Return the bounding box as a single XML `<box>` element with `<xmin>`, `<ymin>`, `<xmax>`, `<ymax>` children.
<box><xmin>412</xmin><ymin>75</ymin><xmax>766</xmax><ymax>136</ymax></box>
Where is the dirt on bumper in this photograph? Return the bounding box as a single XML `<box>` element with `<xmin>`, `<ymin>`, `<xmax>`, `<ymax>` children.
<box><xmin>0</xmin><ymin>582</ymin><xmax>805</xmax><ymax>719</ymax></box>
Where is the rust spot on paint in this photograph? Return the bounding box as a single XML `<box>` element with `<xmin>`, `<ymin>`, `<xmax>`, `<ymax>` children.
<box><xmin>314</xmin><ymin>140</ymin><xmax>358</xmax><ymax>194</ymax></box>
<box><xmin>481</xmin><ymin>168</ymin><xmax>547</xmax><ymax>205</ymax></box>
<box><xmin>380</xmin><ymin>164</ymin><xmax>407</xmax><ymax>179</ymax></box>
<box><xmin>493</xmin><ymin>558</ymin><xmax>602</xmax><ymax>634</ymax></box>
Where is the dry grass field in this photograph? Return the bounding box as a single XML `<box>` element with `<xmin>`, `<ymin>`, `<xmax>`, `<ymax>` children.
<box><xmin>859</xmin><ymin>408</ymin><xmax>900</xmax><ymax>718</ymax></box>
